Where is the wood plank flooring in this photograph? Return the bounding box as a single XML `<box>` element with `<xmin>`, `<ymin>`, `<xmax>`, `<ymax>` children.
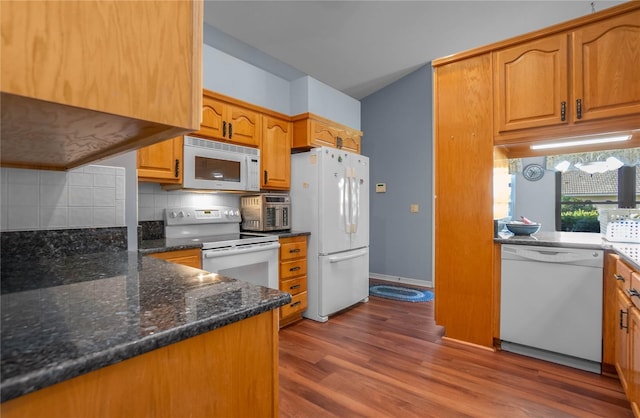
<box><xmin>279</xmin><ymin>281</ymin><xmax>632</xmax><ymax>418</ymax></box>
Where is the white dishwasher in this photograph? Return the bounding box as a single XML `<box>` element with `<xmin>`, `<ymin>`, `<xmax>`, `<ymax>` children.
<box><xmin>500</xmin><ymin>244</ymin><xmax>603</xmax><ymax>373</ymax></box>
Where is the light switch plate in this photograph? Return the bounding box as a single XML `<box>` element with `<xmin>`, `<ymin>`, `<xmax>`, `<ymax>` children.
<box><xmin>410</xmin><ymin>204</ymin><xmax>419</xmax><ymax>213</ymax></box>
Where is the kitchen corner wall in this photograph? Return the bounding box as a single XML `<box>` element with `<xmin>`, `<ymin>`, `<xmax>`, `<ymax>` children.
<box><xmin>1</xmin><ymin>165</ymin><xmax>125</xmax><ymax>231</ymax></box>
<box><xmin>361</xmin><ymin>65</ymin><xmax>433</xmax><ymax>286</ymax></box>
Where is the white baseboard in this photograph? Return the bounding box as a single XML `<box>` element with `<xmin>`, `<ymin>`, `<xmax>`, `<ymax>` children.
<box><xmin>369</xmin><ymin>273</ymin><xmax>433</xmax><ymax>289</ymax></box>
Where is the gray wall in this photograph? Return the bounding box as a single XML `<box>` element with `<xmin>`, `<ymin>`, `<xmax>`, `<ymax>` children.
<box><xmin>362</xmin><ymin>65</ymin><xmax>432</xmax><ymax>285</ymax></box>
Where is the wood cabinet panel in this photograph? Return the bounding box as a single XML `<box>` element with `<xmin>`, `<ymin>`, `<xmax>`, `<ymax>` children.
<box><xmin>280</xmin><ymin>277</ymin><xmax>308</xmax><ymax>295</ymax></box>
<box><xmin>280</xmin><ymin>239</ymin><xmax>308</xmax><ymax>261</ymax></box>
<box><xmin>1</xmin><ymin>0</ymin><xmax>202</xmax><ymax>170</ymax></box>
<box><xmin>493</xmin><ymin>3</ymin><xmax>640</xmax><ymax>149</ymax></box>
<box><xmin>148</xmin><ymin>248</ymin><xmax>202</xmax><ymax>269</ymax></box>
<box><xmin>261</xmin><ymin>116</ymin><xmax>291</xmax><ymax>190</ymax></box>
<box><xmin>571</xmin><ymin>9</ymin><xmax>640</xmax><ymax>123</ymax></box>
<box><xmin>292</xmin><ymin>113</ymin><xmax>362</xmax><ymax>154</ymax></box>
<box><xmin>137</xmin><ymin>137</ymin><xmax>183</xmax><ymax>184</ymax></box>
<box><xmin>617</xmin><ymin>258</ymin><xmax>634</xmax><ymax>291</ymax></box>
<box><xmin>278</xmin><ymin>236</ymin><xmax>308</xmax><ymax>327</ymax></box>
<box><xmin>630</xmin><ymin>307</ymin><xmax>640</xmax><ymax>415</ymax></box>
<box><xmin>192</xmin><ymin>90</ymin><xmax>260</xmax><ymax>147</ymax></box>
<box><xmin>434</xmin><ymin>53</ymin><xmax>494</xmax><ymax>348</ymax></box>
<box><xmin>0</xmin><ymin>310</ymin><xmax>278</xmax><ymax>418</ymax></box>
<box><xmin>603</xmin><ymin>252</ymin><xmax>621</xmax><ymax>371</ymax></box>
<box><xmin>280</xmin><ymin>292</ymin><xmax>308</xmax><ymax>320</ymax></box>
<box><xmin>616</xmin><ymin>287</ymin><xmax>632</xmax><ymax>397</ymax></box>
<box><xmin>494</xmin><ymin>34</ymin><xmax>569</xmax><ymax>133</ymax></box>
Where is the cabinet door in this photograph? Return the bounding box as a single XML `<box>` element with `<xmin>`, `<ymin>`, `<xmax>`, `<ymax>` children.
<box><xmin>572</xmin><ymin>9</ymin><xmax>640</xmax><ymax>122</ymax></box>
<box><xmin>196</xmin><ymin>95</ymin><xmax>226</xmax><ymax>139</ymax></box>
<box><xmin>494</xmin><ymin>34</ymin><xmax>569</xmax><ymax>133</ymax></box>
<box><xmin>340</xmin><ymin>128</ymin><xmax>361</xmax><ymax>154</ymax></box>
<box><xmin>226</xmin><ymin>104</ymin><xmax>260</xmax><ymax>147</ymax></box>
<box><xmin>148</xmin><ymin>248</ymin><xmax>201</xmax><ymax>269</ymax></box>
<box><xmin>137</xmin><ymin>137</ymin><xmax>183</xmax><ymax>184</ymax></box>
<box><xmin>630</xmin><ymin>307</ymin><xmax>640</xmax><ymax>416</ymax></box>
<box><xmin>261</xmin><ymin>116</ymin><xmax>291</xmax><ymax>190</ymax></box>
<box><xmin>310</xmin><ymin>120</ymin><xmax>338</xmax><ymax>148</ymax></box>
<box><xmin>616</xmin><ymin>288</ymin><xmax>632</xmax><ymax>396</ymax></box>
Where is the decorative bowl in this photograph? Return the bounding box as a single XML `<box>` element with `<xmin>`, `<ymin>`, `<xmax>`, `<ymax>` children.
<box><xmin>505</xmin><ymin>223</ymin><xmax>541</xmax><ymax>236</ymax></box>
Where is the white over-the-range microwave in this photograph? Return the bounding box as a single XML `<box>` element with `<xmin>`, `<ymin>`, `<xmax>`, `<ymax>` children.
<box><xmin>181</xmin><ymin>136</ymin><xmax>260</xmax><ymax>192</ymax></box>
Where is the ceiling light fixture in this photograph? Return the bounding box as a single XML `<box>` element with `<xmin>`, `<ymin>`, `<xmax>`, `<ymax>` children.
<box><xmin>530</xmin><ymin>134</ymin><xmax>631</xmax><ymax>151</ymax></box>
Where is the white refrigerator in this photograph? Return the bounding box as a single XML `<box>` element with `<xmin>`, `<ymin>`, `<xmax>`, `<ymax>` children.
<box><xmin>291</xmin><ymin>147</ymin><xmax>369</xmax><ymax>322</ymax></box>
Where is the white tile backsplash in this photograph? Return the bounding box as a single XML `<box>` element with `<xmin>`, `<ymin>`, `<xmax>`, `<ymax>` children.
<box><xmin>137</xmin><ymin>182</ymin><xmax>239</xmax><ymax>221</ymax></box>
<box><xmin>0</xmin><ymin>165</ymin><xmax>126</xmax><ymax>231</ymax></box>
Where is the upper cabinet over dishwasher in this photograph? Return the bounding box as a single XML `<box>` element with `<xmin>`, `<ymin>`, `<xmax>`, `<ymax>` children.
<box><xmin>1</xmin><ymin>0</ymin><xmax>203</xmax><ymax>171</ymax></box>
<box><xmin>491</xmin><ymin>2</ymin><xmax>640</xmax><ymax>147</ymax></box>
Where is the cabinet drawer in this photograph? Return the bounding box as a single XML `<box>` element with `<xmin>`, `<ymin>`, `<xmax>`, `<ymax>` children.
<box><xmin>616</xmin><ymin>259</ymin><xmax>633</xmax><ymax>290</ymax></box>
<box><xmin>630</xmin><ymin>272</ymin><xmax>640</xmax><ymax>310</ymax></box>
<box><xmin>148</xmin><ymin>248</ymin><xmax>202</xmax><ymax>269</ymax></box>
<box><xmin>280</xmin><ymin>239</ymin><xmax>307</xmax><ymax>261</ymax></box>
<box><xmin>280</xmin><ymin>276</ymin><xmax>307</xmax><ymax>295</ymax></box>
<box><xmin>280</xmin><ymin>291</ymin><xmax>307</xmax><ymax>319</ymax></box>
<box><xmin>280</xmin><ymin>259</ymin><xmax>307</xmax><ymax>280</ymax></box>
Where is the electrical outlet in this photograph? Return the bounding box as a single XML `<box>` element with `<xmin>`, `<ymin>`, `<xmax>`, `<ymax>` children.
<box><xmin>376</xmin><ymin>183</ymin><xmax>386</xmax><ymax>193</ymax></box>
<box><xmin>410</xmin><ymin>204</ymin><xmax>419</xmax><ymax>213</ymax></box>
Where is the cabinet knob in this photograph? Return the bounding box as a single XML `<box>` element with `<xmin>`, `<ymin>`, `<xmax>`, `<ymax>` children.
<box><xmin>615</xmin><ymin>274</ymin><xmax>625</xmax><ymax>282</ymax></box>
<box><xmin>229</xmin><ymin>123</ymin><xmax>233</xmax><ymax>139</ymax></box>
<box><xmin>289</xmin><ymin>248</ymin><xmax>301</xmax><ymax>253</ymax></box>
<box><xmin>222</xmin><ymin>121</ymin><xmax>227</xmax><ymax>137</ymax></box>
<box><xmin>174</xmin><ymin>159</ymin><xmax>180</xmax><ymax>178</ymax></box>
<box><xmin>289</xmin><ymin>266</ymin><xmax>301</xmax><ymax>272</ymax></box>
<box><xmin>560</xmin><ymin>101</ymin><xmax>566</xmax><ymax>122</ymax></box>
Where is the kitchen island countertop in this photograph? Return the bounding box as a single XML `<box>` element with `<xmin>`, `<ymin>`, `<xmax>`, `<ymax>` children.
<box><xmin>0</xmin><ymin>251</ymin><xmax>291</xmax><ymax>402</ymax></box>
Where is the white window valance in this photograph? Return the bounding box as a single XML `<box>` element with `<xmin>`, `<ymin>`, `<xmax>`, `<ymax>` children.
<box><xmin>508</xmin><ymin>148</ymin><xmax>640</xmax><ymax>174</ymax></box>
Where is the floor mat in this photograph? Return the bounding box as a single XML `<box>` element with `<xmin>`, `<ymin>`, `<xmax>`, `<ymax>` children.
<box><xmin>369</xmin><ymin>283</ymin><xmax>434</xmax><ymax>302</ymax></box>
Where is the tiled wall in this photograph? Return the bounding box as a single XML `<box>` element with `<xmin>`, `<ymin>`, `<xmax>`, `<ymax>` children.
<box><xmin>1</xmin><ymin>165</ymin><xmax>125</xmax><ymax>231</ymax></box>
<box><xmin>138</xmin><ymin>183</ymin><xmax>239</xmax><ymax>221</ymax></box>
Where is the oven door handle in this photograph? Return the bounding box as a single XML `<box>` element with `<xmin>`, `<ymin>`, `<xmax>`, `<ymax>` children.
<box><xmin>203</xmin><ymin>242</ymin><xmax>280</xmax><ymax>259</ymax></box>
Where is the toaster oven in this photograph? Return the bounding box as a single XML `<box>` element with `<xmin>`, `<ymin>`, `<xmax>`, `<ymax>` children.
<box><xmin>240</xmin><ymin>194</ymin><xmax>291</xmax><ymax>231</ymax></box>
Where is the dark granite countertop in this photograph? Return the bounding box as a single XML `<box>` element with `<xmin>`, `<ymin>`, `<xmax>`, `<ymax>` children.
<box><xmin>0</xmin><ymin>251</ymin><xmax>291</xmax><ymax>402</ymax></box>
<box><xmin>138</xmin><ymin>230</ymin><xmax>310</xmax><ymax>255</ymax></box>
<box><xmin>495</xmin><ymin>231</ymin><xmax>640</xmax><ymax>270</ymax></box>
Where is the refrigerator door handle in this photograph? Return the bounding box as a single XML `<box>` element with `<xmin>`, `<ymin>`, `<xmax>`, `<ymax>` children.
<box><xmin>329</xmin><ymin>249</ymin><xmax>368</xmax><ymax>263</ymax></box>
<box><xmin>342</xmin><ymin>169</ymin><xmax>350</xmax><ymax>232</ymax></box>
<box><xmin>351</xmin><ymin>175</ymin><xmax>358</xmax><ymax>233</ymax></box>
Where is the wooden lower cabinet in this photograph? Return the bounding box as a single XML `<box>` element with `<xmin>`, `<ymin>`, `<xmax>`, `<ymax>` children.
<box><xmin>604</xmin><ymin>253</ymin><xmax>640</xmax><ymax>414</ymax></box>
<box><xmin>0</xmin><ymin>310</ymin><xmax>280</xmax><ymax>418</ymax></box>
<box><xmin>278</xmin><ymin>235</ymin><xmax>308</xmax><ymax>327</ymax></box>
<box><xmin>148</xmin><ymin>248</ymin><xmax>202</xmax><ymax>269</ymax></box>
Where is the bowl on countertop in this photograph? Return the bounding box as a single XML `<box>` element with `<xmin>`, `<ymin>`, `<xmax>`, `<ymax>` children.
<box><xmin>505</xmin><ymin>223</ymin><xmax>541</xmax><ymax>236</ymax></box>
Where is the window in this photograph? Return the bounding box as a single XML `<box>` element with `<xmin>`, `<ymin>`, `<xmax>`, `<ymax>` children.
<box><xmin>556</xmin><ymin>167</ymin><xmax>639</xmax><ymax>232</ymax></box>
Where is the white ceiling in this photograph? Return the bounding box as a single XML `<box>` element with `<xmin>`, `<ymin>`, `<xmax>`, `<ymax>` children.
<box><xmin>203</xmin><ymin>1</ymin><xmax>625</xmax><ymax>100</ymax></box>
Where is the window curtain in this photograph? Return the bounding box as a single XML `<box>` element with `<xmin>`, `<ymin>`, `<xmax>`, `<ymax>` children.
<box><xmin>545</xmin><ymin>148</ymin><xmax>640</xmax><ymax>171</ymax></box>
<box><xmin>508</xmin><ymin>148</ymin><xmax>640</xmax><ymax>174</ymax></box>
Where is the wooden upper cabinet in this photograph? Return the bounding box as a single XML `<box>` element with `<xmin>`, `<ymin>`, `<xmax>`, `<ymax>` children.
<box><xmin>341</xmin><ymin>127</ymin><xmax>362</xmax><ymax>154</ymax></box>
<box><xmin>494</xmin><ymin>34</ymin><xmax>569</xmax><ymax>133</ymax></box>
<box><xmin>292</xmin><ymin>113</ymin><xmax>362</xmax><ymax>154</ymax></box>
<box><xmin>572</xmin><ymin>9</ymin><xmax>640</xmax><ymax>123</ymax></box>
<box><xmin>137</xmin><ymin>137</ymin><xmax>183</xmax><ymax>184</ymax></box>
<box><xmin>192</xmin><ymin>91</ymin><xmax>260</xmax><ymax>147</ymax></box>
<box><xmin>1</xmin><ymin>0</ymin><xmax>202</xmax><ymax>171</ymax></box>
<box><xmin>261</xmin><ymin>116</ymin><xmax>291</xmax><ymax>190</ymax></box>
<box><xmin>489</xmin><ymin>3</ymin><xmax>640</xmax><ymax>148</ymax></box>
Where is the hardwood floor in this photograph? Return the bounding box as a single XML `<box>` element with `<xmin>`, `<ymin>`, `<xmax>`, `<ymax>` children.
<box><xmin>278</xmin><ymin>282</ymin><xmax>632</xmax><ymax>418</ymax></box>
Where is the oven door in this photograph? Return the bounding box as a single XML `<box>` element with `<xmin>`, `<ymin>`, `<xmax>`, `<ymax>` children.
<box><xmin>202</xmin><ymin>242</ymin><xmax>280</xmax><ymax>290</ymax></box>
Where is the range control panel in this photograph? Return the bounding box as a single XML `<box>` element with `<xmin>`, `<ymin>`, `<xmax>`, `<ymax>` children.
<box><xmin>165</xmin><ymin>206</ymin><xmax>241</xmax><ymax>225</ymax></box>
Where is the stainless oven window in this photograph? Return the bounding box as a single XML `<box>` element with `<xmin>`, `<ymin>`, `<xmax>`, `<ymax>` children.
<box><xmin>195</xmin><ymin>156</ymin><xmax>241</xmax><ymax>182</ymax></box>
